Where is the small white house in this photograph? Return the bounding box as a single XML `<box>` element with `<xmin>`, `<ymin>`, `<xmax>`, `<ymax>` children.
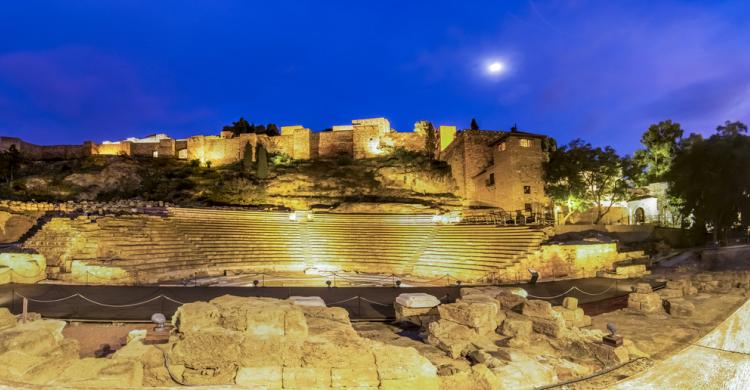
<box><xmin>627</xmin><ymin>182</ymin><xmax>676</xmax><ymax>225</ymax></box>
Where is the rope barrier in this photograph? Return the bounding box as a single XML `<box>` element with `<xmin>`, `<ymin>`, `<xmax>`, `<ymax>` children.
<box><xmin>14</xmin><ymin>292</ymin><xmax>186</xmax><ymax>307</ymax></box>
<box><xmin>359</xmin><ymin>297</ymin><xmax>392</xmax><ymax>307</ymax></box>
<box><xmin>526</xmin><ymin>282</ymin><xmax>619</xmax><ymax>300</ymax></box>
<box><xmin>15</xmin><ymin>292</ymin><xmax>81</xmax><ymax>303</ymax></box>
<box><xmin>325</xmin><ymin>296</ymin><xmax>361</xmax><ymax>305</ymax></box>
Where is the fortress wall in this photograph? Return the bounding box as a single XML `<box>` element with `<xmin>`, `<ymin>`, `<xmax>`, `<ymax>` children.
<box><xmin>158</xmin><ymin>139</ymin><xmax>176</xmax><ymax>157</ymax></box>
<box><xmin>130</xmin><ymin>142</ymin><xmax>160</xmax><ymax>157</ymax></box>
<box><xmin>186</xmin><ymin>134</ymin><xmax>264</xmax><ymax>166</ymax></box>
<box><xmin>352</xmin><ymin>125</ymin><xmax>382</xmax><ymax>159</ymax></box>
<box><xmin>96</xmin><ymin>142</ymin><xmax>131</xmax><ymax>156</ymax></box>
<box><xmin>292</xmin><ymin>128</ymin><xmax>312</xmax><ymax>160</ymax></box>
<box><xmin>0</xmin><ymin>137</ymin><xmax>90</xmax><ymax>160</ymax></box>
<box><xmin>317</xmin><ymin>130</ymin><xmax>353</xmax><ymax>158</ymax></box>
<box><xmin>389</xmin><ymin>132</ymin><xmax>425</xmax><ymax>153</ymax></box>
<box><xmin>270</xmin><ymin>133</ymin><xmax>296</xmax><ymax>158</ymax></box>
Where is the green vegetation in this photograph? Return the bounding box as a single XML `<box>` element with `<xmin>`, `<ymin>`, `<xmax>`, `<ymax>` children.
<box><xmin>544</xmin><ymin>139</ymin><xmax>634</xmax><ymax>224</ymax></box>
<box><xmin>423</xmin><ymin>121</ymin><xmax>438</xmax><ymax>158</ymax></box>
<box><xmin>256</xmin><ymin>143</ymin><xmax>269</xmax><ymax>179</ymax></box>
<box><xmin>0</xmin><ymin>144</ymin><xmax>22</xmax><ymax>184</ymax></box>
<box><xmin>222</xmin><ymin>117</ymin><xmax>280</xmax><ymax>137</ymax></box>
<box><xmin>632</xmin><ymin>120</ymin><xmax>684</xmax><ymax>185</ymax></box>
<box><xmin>242</xmin><ymin>142</ymin><xmax>253</xmax><ymax>172</ymax></box>
<box><xmin>667</xmin><ymin>121</ymin><xmax>750</xmax><ymax>244</ymax></box>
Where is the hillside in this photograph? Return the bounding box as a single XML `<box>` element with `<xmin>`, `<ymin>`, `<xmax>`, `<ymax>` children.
<box><xmin>0</xmin><ymin>150</ymin><xmax>461</xmax><ymax>212</ymax></box>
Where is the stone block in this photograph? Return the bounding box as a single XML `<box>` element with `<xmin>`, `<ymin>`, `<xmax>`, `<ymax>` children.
<box><xmin>0</xmin><ymin>308</ymin><xmax>16</xmax><ymax>331</ymax></box>
<box><xmin>282</xmin><ymin>367</ymin><xmax>331</xmax><ymax>389</ymax></box>
<box><xmin>438</xmin><ymin>301</ymin><xmax>498</xmax><ymax>335</ymax></box>
<box><xmin>427</xmin><ymin>320</ymin><xmax>477</xmax><ymax>358</ymax></box>
<box><xmin>235</xmin><ymin>366</ymin><xmax>282</xmax><ymax>389</ymax></box>
<box><xmin>665</xmin><ymin>298</ymin><xmax>695</xmax><ymax>318</ymax></box>
<box><xmin>627</xmin><ymin>292</ymin><xmax>663</xmax><ymax>313</ymax></box>
<box><xmin>495</xmin><ymin>291</ymin><xmax>527</xmax><ymax>311</ymax></box>
<box><xmin>562</xmin><ymin>297</ymin><xmax>578</xmax><ymax>310</ymax></box>
<box><xmin>330</xmin><ymin>367</ymin><xmax>379</xmax><ymax>388</ymax></box>
<box><xmin>522</xmin><ymin>299</ymin><xmax>555</xmax><ymax>319</ymax></box>
<box><xmin>169</xmin><ymin>328</ymin><xmax>244</xmax><ymax>368</ymax></box>
<box><xmin>288</xmin><ymin>296</ymin><xmax>326</xmax><ymax>307</ymax></box>
<box><xmin>500</xmin><ymin>316</ymin><xmax>532</xmax><ymax>339</ymax></box>
<box><xmin>126</xmin><ymin>329</ymin><xmax>147</xmax><ymax>344</ymax></box>
<box><xmin>394</xmin><ymin>303</ymin><xmax>439</xmax><ymax>327</ymax></box>
<box><xmin>53</xmin><ymin>358</ymin><xmax>144</xmax><ymax>388</ymax></box>
<box><xmin>634</xmin><ymin>283</ymin><xmax>653</xmax><ymax>294</ymax></box>
<box><xmin>395</xmin><ymin>293</ymin><xmax>440</xmax><ymax>308</ymax></box>
<box><xmin>373</xmin><ymin>344</ymin><xmax>437</xmax><ymax>389</ymax></box>
<box><xmin>459</xmin><ymin>294</ymin><xmax>506</xmax><ymax>325</ymax></box>
<box><xmin>171</xmin><ymin>301</ymin><xmax>220</xmax><ymax>332</ymax></box>
<box><xmin>530</xmin><ymin>313</ymin><xmax>567</xmax><ymax>338</ymax></box>
<box><xmin>657</xmin><ymin>288</ymin><xmax>683</xmax><ymax>299</ymax></box>
<box><xmin>665</xmin><ymin>280</ymin><xmax>685</xmax><ymax>290</ymax></box>
<box><xmin>590</xmin><ymin>343</ymin><xmax>629</xmax><ymax>366</ymax></box>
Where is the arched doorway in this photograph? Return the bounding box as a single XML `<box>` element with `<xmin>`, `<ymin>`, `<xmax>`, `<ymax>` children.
<box><xmin>634</xmin><ymin>207</ymin><xmax>645</xmax><ymax>224</ymax></box>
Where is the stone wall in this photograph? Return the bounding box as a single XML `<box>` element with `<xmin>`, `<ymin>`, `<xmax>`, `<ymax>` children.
<box><xmin>187</xmin><ymin>133</ymin><xmax>261</xmax><ymax>166</ymax></box>
<box><xmin>352</xmin><ymin>125</ymin><xmax>382</xmax><ymax>159</ymax></box>
<box><xmin>0</xmin><ymin>137</ymin><xmax>91</xmax><ymax>160</ymax></box>
<box><xmin>440</xmin><ymin>130</ymin><xmax>503</xmax><ymax>203</ymax></box>
<box><xmin>95</xmin><ymin>142</ymin><xmax>131</xmax><ymax>156</ymax></box>
<box><xmin>130</xmin><ymin>142</ymin><xmax>160</xmax><ymax>157</ymax></box>
<box><xmin>0</xmin><ymin>252</ymin><xmax>46</xmax><ymax>284</ymax></box>
<box><xmin>513</xmin><ymin>242</ymin><xmax>645</xmax><ymax>280</ymax></box>
<box><xmin>485</xmin><ymin>135</ymin><xmax>550</xmax><ymax>211</ymax></box>
<box><xmin>317</xmin><ymin>130</ymin><xmax>353</xmax><ymax>158</ymax></box>
<box><xmin>389</xmin><ymin>131</ymin><xmax>425</xmax><ymax>154</ymax></box>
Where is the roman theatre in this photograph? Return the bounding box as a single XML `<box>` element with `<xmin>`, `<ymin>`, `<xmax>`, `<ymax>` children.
<box><xmin>0</xmin><ymin>122</ymin><xmax>748</xmax><ymax>389</ymax></box>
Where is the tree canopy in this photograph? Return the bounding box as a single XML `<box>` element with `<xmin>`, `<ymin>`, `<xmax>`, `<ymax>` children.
<box><xmin>632</xmin><ymin>120</ymin><xmax>683</xmax><ymax>184</ymax></box>
<box><xmin>423</xmin><ymin>121</ymin><xmax>437</xmax><ymax>158</ymax></box>
<box><xmin>0</xmin><ymin>145</ymin><xmax>22</xmax><ymax>184</ymax></box>
<box><xmin>544</xmin><ymin>139</ymin><xmax>633</xmax><ymax>224</ymax></box>
<box><xmin>222</xmin><ymin>117</ymin><xmax>280</xmax><ymax>137</ymax></box>
<box><xmin>667</xmin><ymin>121</ymin><xmax>750</xmax><ymax>243</ymax></box>
<box><xmin>470</xmin><ymin>118</ymin><xmax>479</xmax><ymax>130</ymax></box>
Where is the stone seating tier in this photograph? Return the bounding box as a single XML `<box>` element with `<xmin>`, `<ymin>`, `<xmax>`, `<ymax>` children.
<box><xmin>22</xmin><ymin>208</ymin><xmax>545</xmax><ymax>283</ymax></box>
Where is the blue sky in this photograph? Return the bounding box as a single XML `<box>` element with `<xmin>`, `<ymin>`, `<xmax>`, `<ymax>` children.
<box><xmin>1</xmin><ymin>0</ymin><xmax>748</xmax><ymax>153</ymax></box>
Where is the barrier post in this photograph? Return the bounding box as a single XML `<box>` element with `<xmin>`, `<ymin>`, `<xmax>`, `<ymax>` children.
<box><xmin>22</xmin><ymin>298</ymin><xmax>28</xmax><ymax>323</ymax></box>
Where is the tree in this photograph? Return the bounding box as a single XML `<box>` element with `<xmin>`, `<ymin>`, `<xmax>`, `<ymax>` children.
<box><xmin>667</xmin><ymin>121</ymin><xmax>750</xmax><ymax>244</ymax></box>
<box><xmin>424</xmin><ymin>121</ymin><xmax>437</xmax><ymax>158</ymax></box>
<box><xmin>544</xmin><ymin>139</ymin><xmax>632</xmax><ymax>224</ymax></box>
<box><xmin>0</xmin><ymin>145</ymin><xmax>22</xmax><ymax>184</ymax></box>
<box><xmin>242</xmin><ymin>142</ymin><xmax>254</xmax><ymax>171</ymax></box>
<box><xmin>266</xmin><ymin>124</ymin><xmax>280</xmax><ymax>137</ymax></box>
<box><xmin>716</xmin><ymin>120</ymin><xmax>748</xmax><ymax>137</ymax></box>
<box><xmin>633</xmin><ymin>120</ymin><xmax>683</xmax><ymax>183</ymax></box>
<box><xmin>224</xmin><ymin>117</ymin><xmax>253</xmax><ymax>136</ymax></box>
<box><xmin>470</xmin><ymin>118</ymin><xmax>479</xmax><ymax>130</ymax></box>
<box><xmin>256</xmin><ymin>143</ymin><xmax>269</xmax><ymax>179</ymax></box>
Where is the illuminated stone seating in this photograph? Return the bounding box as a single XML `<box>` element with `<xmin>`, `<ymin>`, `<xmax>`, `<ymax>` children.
<box><xmin>22</xmin><ymin>207</ymin><xmax>545</xmax><ymax>283</ymax></box>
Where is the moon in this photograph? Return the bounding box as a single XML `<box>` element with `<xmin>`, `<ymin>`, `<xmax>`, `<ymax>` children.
<box><xmin>487</xmin><ymin>61</ymin><xmax>504</xmax><ymax>74</ymax></box>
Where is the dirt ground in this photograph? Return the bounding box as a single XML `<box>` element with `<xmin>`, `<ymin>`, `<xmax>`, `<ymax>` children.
<box><xmin>62</xmin><ymin>322</ymin><xmax>152</xmax><ymax>357</ymax></box>
<box><xmin>590</xmin><ymin>293</ymin><xmax>747</xmax><ymax>360</ymax></box>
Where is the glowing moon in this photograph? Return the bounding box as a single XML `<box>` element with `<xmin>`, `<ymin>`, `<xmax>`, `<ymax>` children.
<box><xmin>487</xmin><ymin>61</ymin><xmax>504</xmax><ymax>73</ymax></box>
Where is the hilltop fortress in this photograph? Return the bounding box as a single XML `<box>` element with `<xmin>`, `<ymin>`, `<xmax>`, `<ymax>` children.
<box><xmin>1</xmin><ymin>118</ymin><xmax>550</xmax><ymax>212</ymax></box>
